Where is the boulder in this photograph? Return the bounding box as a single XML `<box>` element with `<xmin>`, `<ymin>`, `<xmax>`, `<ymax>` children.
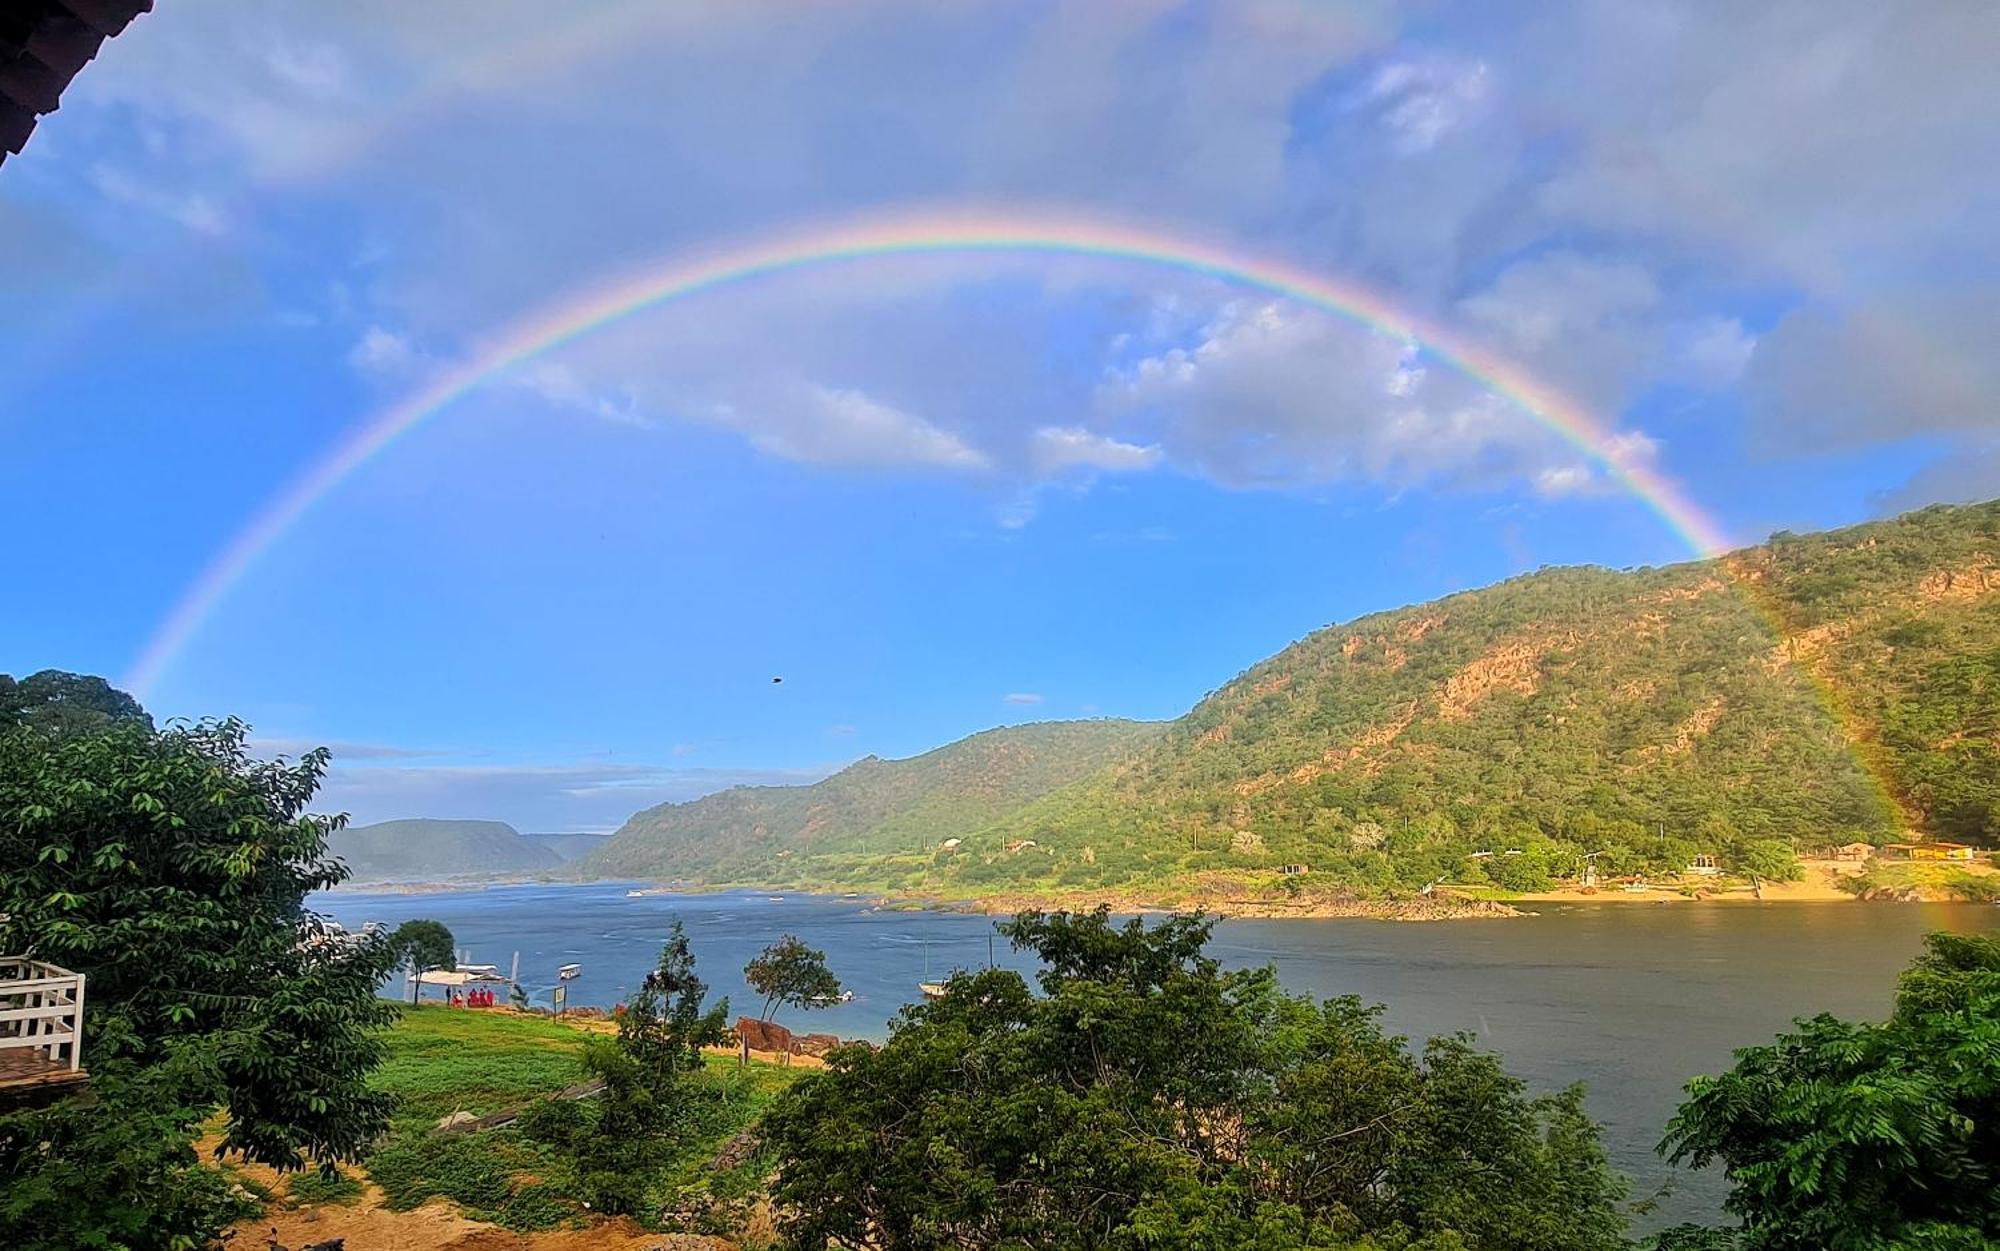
<box><xmin>435</xmin><ymin>1109</ymin><xmax>477</xmax><ymax>1131</ymax></box>
<box><xmin>792</xmin><ymin>1032</ymin><xmax>841</xmax><ymax>1058</ymax></box>
<box><xmin>734</xmin><ymin>1015</ymin><xmax>794</xmax><ymax>1055</ymax></box>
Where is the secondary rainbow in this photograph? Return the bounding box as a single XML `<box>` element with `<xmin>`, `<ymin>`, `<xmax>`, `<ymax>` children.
<box><xmin>127</xmin><ymin>209</ymin><xmax>1737</xmax><ymax>698</ymax></box>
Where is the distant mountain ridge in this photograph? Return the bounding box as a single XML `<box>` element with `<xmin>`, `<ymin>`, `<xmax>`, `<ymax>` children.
<box><xmin>579</xmin><ymin>499</ymin><xmax>2000</xmax><ymax>897</ymax></box>
<box><xmin>522</xmin><ymin>832</ymin><xmax>612</xmax><ymax>862</ymax></box>
<box><xmin>330</xmin><ymin>818</ymin><xmax>563</xmax><ymax>882</ymax></box>
<box><xmin>577</xmin><ymin>719</ymin><xmax>1165</xmax><ymax>884</ymax></box>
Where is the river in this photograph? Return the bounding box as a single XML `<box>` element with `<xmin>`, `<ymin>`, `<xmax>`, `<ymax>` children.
<box><xmin>315</xmin><ymin>882</ymin><xmax>1999</xmax><ymax>1230</ymax></box>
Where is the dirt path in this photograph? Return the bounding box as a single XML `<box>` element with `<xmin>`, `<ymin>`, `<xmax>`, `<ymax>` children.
<box><xmin>232</xmin><ymin>1176</ymin><xmax>724</xmax><ymax>1251</ymax></box>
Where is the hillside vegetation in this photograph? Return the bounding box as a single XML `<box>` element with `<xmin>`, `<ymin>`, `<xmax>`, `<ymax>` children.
<box><xmin>331</xmin><ymin>818</ymin><xmax>564</xmax><ymax>882</ymax></box>
<box><xmin>579</xmin><ymin>719</ymin><xmax>1163</xmax><ymax>885</ymax></box>
<box><xmin>583</xmin><ymin>500</ymin><xmax>1999</xmax><ymax>899</ymax></box>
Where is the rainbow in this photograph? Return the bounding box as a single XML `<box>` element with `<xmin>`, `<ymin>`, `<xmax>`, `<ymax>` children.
<box><xmin>127</xmin><ymin>209</ymin><xmax>1740</xmax><ymax>698</ymax></box>
<box><xmin>125</xmin><ymin>208</ymin><xmax>1917</xmax><ymax>829</ymax></box>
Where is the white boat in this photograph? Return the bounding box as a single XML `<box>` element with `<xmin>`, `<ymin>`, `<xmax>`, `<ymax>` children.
<box><xmin>919</xmin><ymin>982</ymin><xmax>947</xmax><ymax>1001</ymax></box>
<box><xmin>558</xmin><ymin>963</ymin><xmax>582</xmax><ymax>980</ymax></box>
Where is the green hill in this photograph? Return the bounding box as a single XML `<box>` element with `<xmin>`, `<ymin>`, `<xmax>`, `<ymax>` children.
<box><xmin>330</xmin><ymin>818</ymin><xmax>563</xmax><ymax>882</ymax></box>
<box><xmin>577</xmin><ymin>719</ymin><xmax>1166</xmax><ymax>886</ymax></box>
<box><xmin>582</xmin><ymin>500</ymin><xmax>1998</xmax><ymax>899</ymax></box>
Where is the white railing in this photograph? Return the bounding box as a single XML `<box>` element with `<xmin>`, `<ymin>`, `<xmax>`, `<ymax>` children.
<box><xmin>0</xmin><ymin>957</ymin><xmax>86</xmax><ymax>1074</ymax></box>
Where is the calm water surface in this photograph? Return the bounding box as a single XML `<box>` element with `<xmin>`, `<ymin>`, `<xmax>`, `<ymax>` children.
<box><xmin>316</xmin><ymin>883</ymin><xmax>1999</xmax><ymax>1229</ymax></box>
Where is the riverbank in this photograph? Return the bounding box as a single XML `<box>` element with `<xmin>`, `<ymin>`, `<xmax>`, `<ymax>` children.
<box><xmin>935</xmin><ymin>884</ymin><xmax>1521</xmax><ymax>921</ymax></box>
<box><xmin>326</xmin><ymin>858</ymin><xmax>1997</xmax><ymax>918</ymax></box>
<box><xmin>1510</xmin><ymin>860</ymin><xmax>1999</xmax><ymax>906</ymax></box>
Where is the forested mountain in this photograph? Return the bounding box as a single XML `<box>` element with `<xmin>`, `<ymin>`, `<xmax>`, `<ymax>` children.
<box><xmin>329</xmin><ymin>817</ymin><xmax>563</xmax><ymax>882</ymax></box>
<box><xmin>583</xmin><ymin>500</ymin><xmax>1998</xmax><ymax>897</ymax></box>
<box><xmin>577</xmin><ymin>719</ymin><xmax>1165</xmax><ymax>883</ymax></box>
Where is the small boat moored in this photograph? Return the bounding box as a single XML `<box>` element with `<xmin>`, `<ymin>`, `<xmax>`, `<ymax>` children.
<box><xmin>918</xmin><ymin>982</ymin><xmax>947</xmax><ymax>1001</ymax></box>
<box><xmin>558</xmin><ymin>963</ymin><xmax>582</xmax><ymax>981</ymax></box>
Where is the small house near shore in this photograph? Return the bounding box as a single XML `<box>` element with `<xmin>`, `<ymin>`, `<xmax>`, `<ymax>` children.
<box><xmin>1892</xmin><ymin>841</ymin><xmax>1978</xmax><ymax>861</ymax></box>
<box><xmin>1278</xmin><ymin>863</ymin><xmax>1310</xmax><ymax>876</ymax></box>
<box><xmin>1829</xmin><ymin>841</ymin><xmax>1875</xmax><ymax>862</ymax></box>
<box><xmin>1896</xmin><ymin>839</ymin><xmax>1976</xmax><ymax>855</ymax></box>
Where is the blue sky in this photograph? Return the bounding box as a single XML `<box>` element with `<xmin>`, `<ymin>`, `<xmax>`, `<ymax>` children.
<box><xmin>3</xmin><ymin>2</ymin><xmax>1995</xmax><ymax>831</ymax></box>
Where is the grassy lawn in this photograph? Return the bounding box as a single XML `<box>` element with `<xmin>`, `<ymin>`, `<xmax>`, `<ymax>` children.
<box><xmin>375</xmin><ymin>1003</ymin><xmax>594</xmax><ymax>1130</ymax></box>
<box><xmin>355</xmin><ymin>1004</ymin><xmax>806</xmax><ymax>1234</ymax></box>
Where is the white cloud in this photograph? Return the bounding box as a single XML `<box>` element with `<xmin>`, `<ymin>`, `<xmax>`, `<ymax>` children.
<box><xmin>1533</xmin><ymin>465</ymin><xmax>1593</xmax><ymax>498</ymax></box>
<box><xmin>251</xmin><ymin>735</ymin><xmax>452</xmax><ymax>761</ymax></box>
<box><xmin>706</xmin><ymin>384</ymin><xmax>989</xmax><ymax>472</ymax></box>
<box><xmin>1741</xmin><ymin>292</ymin><xmax>1999</xmax><ymax>453</ymax></box>
<box><xmin>86</xmin><ymin>164</ymin><xmax>228</xmax><ymax>235</ymax></box>
<box><xmin>47</xmin><ymin>0</ymin><xmax>1997</xmax><ymax>525</ymax></box>
<box><xmin>1877</xmin><ymin>437</ymin><xmax>2000</xmax><ymax>513</ymax></box>
<box><xmin>1456</xmin><ymin>252</ymin><xmax>1665</xmax><ymax>409</ymax></box>
<box><xmin>258</xmin><ymin>39</ymin><xmax>355</xmax><ymax>103</ymax></box>
<box><xmin>1101</xmin><ymin>301</ymin><xmax>1589</xmax><ymax>493</ymax></box>
<box><xmin>1354</xmin><ymin>55</ymin><xmax>1492</xmax><ymax>153</ymax></box>
<box><xmin>511</xmin><ymin>360</ymin><xmax>645</xmax><ymax>425</ymax></box>
<box><xmin>1673</xmin><ymin>316</ymin><xmax>1757</xmax><ymax>390</ymax></box>
<box><xmin>1003</xmin><ymin>692</ymin><xmax>1045</xmax><ymax>705</ymax></box>
<box><xmin>348</xmin><ymin>325</ymin><xmax>423</xmax><ymax>375</ymax></box>
<box><xmin>1031</xmin><ymin>426</ymin><xmax>1163</xmax><ymax>475</ymax></box>
<box><xmin>1600</xmin><ymin>429</ymin><xmax>1660</xmax><ymax>469</ymax></box>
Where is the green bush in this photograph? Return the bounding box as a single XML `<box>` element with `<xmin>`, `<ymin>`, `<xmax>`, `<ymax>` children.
<box><xmin>287</xmin><ymin>1169</ymin><xmax>364</xmax><ymax>1205</ymax></box>
<box><xmin>365</xmin><ymin>1131</ymin><xmax>573</xmax><ymax>1231</ymax></box>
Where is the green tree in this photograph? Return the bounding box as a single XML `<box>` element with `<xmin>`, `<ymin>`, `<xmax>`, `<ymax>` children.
<box><xmin>765</xmin><ymin>907</ymin><xmax>1628</xmax><ymax>1251</ymax></box>
<box><xmin>391</xmin><ymin>918</ymin><xmax>457</xmax><ymax>1004</ymax></box>
<box><xmin>0</xmin><ymin>712</ymin><xmax>397</xmax><ymax>1249</ymax></box>
<box><xmin>744</xmin><ymin>932</ymin><xmax>841</xmax><ymax>1024</ymax></box>
<box><xmin>0</xmin><ymin>669</ymin><xmax>152</xmax><ymax>733</ymax></box>
<box><xmin>624</xmin><ymin>919</ymin><xmax>730</xmax><ymax>1078</ymax></box>
<box><xmin>1658</xmin><ymin>932</ymin><xmax>2000</xmax><ymax>1250</ymax></box>
<box><xmin>1726</xmin><ymin>838</ymin><xmax>1800</xmax><ymax>883</ymax></box>
<box><xmin>571</xmin><ymin>922</ymin><xmax>728</xmax><ymax>1214</ymax></box>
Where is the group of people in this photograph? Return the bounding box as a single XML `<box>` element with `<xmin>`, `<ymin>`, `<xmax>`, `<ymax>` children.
<box><xmin>449</xmin><ymin>985</ymin><xmax>499</xmax><ymax>1008</ymax></box>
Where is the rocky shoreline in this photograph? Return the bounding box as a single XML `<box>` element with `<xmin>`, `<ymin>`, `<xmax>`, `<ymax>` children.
<box><xmin>932</xmin><ymin>887</ymin><xmax>1522</xmax><ymax>922</ymax></box>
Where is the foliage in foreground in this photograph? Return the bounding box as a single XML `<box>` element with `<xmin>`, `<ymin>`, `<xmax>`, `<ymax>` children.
<box><xmin>364</xmin><ymin>995</ymin><xmax>792</xmax><ymax>1234</ymax></box>
<box><xmin>1656</xmin><ymin>932</ymin><xmax>2000</xmax><ymax>1251</ymax></box>
<box><xmin>571</xmin><ymin>921</ymin><xmax>731</xmax><ymax>1213</ymax></box>
<box><xmin>0</xmin><ymin>693</ymin><xmax>396</xmax><ymax>1250</ymax></box>
<box><xmin>765</xmin><ymin>907</ymin><xmax>1628</xmax><ymax>1251</ymax></box>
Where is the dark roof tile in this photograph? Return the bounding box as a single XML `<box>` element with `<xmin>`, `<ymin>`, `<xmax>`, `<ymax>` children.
<box><xmin>0</xmin><ymin>1</ymin><xmax>153</xmax><ymax>167</ymax></box>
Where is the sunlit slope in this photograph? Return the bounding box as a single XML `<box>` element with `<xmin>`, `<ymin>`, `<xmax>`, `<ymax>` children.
<box><xmin>953</xmin><ymin>500</ymin><xmax>1998</xmax><ymax>891</ymax></box>
<box><xmin>331</xmin><ymin>818</ymin><xmax>563</xmax><ymax>882</ymax></box>
<box><xmin>583</xmin><ymin>500</ymin><xmax>1997</xmax><ymax>895</ymax></box>
<box><xmin>577</xmin><ymin>719</ymin><xmax>1166</xmax><ymax>884</ymax></box>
